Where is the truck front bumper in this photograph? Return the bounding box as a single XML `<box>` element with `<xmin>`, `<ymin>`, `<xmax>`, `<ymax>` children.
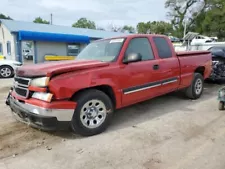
<box><xmin>6</xmin><ymin>92</ymin><xmax>76</xmax><ymax>131</ymax></box>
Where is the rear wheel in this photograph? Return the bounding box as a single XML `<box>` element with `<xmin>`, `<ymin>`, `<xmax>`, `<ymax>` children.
<box><xmin>71</xmin><ymin>89</ymin><xmax>114</xmax><ymax>136</ymax></box>
<box><xmin>185</xmin><ymin>73</ymin><xmax>204</xmax><ymax>100</ymax></box>
<box><xmin>0</xmin><ymin>65</ymin><xmax>14</xmax><ymax>78</ymax></box>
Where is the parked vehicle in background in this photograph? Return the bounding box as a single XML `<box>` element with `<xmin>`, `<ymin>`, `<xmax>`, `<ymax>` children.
<box><xmin>22</xmin><ymin>49</ymin><xmax>33</xmax><ymax>60</ymax></box>
<box><xmin>6</xmin><ymin>34</ymin><xmax>212</xmax><ymax>136</ymax></box>
<box><xmin>0</xmin><ymin>59</ymin><xmax>22</xmax><ymax>78</ymax></box>
<box><xmin>208</xmin><ymin>46</ymin><xmax>225</xmax><ymax>81</ymax></box>
<box><xmin>218</xmin><ymin>87</ymin><xmax>225</xmax><ymax>110</ymax></box>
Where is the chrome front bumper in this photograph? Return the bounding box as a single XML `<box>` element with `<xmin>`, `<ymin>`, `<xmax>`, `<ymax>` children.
<box><xmin>7</xmin><ymin>94</ymin><xmax>74</xmax><ymax>122</ymax></box>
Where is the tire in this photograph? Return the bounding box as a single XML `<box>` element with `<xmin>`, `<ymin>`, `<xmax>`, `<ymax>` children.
<box><xmin>185</xmin><ymin>73</ymin><xmax>204</xmax><ymax>100</ymax></box>
<box><xmin>71</xmin><ymin>89</ymin><xmax>114</xmax><ymax>136</ymax></box>
<box><xmin>219</xmin><ymin>101</ymin><xmax>225</xmax><ymax>111</ymax></box>
<box><xmin>0</xmin><ymin>65</ymin><xmax>14</xmax><ymax>78</ymax></box>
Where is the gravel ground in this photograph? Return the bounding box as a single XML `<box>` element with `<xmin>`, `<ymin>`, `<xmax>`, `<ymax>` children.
<box><xmin>0</xmin><ymin>79</ymin><xmax>225</xmax><ymax>169</ymax></box>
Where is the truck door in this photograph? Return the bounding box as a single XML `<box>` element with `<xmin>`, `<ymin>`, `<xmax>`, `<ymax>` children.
<box><xmin>152</xmin><ymin>36</ymin><xmax>180</xmax><ymax>94</ymax></box>
<box><xmin>119</xmin><ymin>37</ymin><xmax>162</xmax><ymax>107</ymax></box>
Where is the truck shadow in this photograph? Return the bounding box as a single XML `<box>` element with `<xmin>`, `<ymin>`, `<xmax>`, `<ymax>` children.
<box><xmin>109</xmin><ymin>82</ymin><xmax>221</xmax><ymax>131</ymax></box>
<box><xmin>54</xmin><ymin>82</ymin><xmax>222</xmax><ymax>139</ymax></box>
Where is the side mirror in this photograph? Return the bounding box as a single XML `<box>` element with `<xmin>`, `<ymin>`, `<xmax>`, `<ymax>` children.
<box><xmin>123</xmin><ymin>53</ymin><xmax>142</xmax><ymax>64</ymax></box>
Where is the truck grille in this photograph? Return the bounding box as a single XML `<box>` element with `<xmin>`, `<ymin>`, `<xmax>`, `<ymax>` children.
<box><xmin>14</xmin><ymin>77</ymin><xmax>31</xmax><ymax>98</ymax></box>
<box><xmin>14</xmin><ymin>77</ymin><xmax>30</xmax><ymax>86</ymax></box>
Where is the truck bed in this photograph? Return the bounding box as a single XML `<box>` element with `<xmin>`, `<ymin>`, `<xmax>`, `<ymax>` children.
<box><xmin>176</xmin><ymin>50</ymin><xmax>211</xmax><ymax>57</ymax></box>
<box><xmin>177</xmin><ymin>50</ymin><xmax>212</xmax><ymax>88</ymax></box>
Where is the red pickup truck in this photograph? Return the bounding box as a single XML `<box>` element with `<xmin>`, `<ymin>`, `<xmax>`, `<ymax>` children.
<box><xmin>6</xmin><ymin>34</ymin><xmax>212</xmax><ymax>136</ymax></box>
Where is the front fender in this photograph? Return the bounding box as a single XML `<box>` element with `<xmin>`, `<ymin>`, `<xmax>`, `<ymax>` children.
<box><xmin>90</xmin><ymin>78</ymin><xmax>122</xmax><ymax>108</ymax></box>
<box><xmin>48</xmin><ymin>71</ymin><xmax>122</xmax><ymax>108</ymax></box>
<box><xmin>49</xmin><ymin>71</ymin><xmax>92</xmax><ymax>99</ymax></box>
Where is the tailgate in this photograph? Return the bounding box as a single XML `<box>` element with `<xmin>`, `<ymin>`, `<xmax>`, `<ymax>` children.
<box><xmin>176</xmin><ymin>51</ymin><xmax>211</xmax><ymax>57</ymax></box>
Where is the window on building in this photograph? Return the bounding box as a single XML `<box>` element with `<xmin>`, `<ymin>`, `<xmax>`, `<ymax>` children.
<box><xmin>7</xmin><ymin>41</ymin><xmax>11</xmax><ymax>55</ymax></box>
<box><xmin>153</xmin><ymin>37</ymin><xmax>172</xmax><ymax>59</ymax></box>
<box><xmin>125</xmin><ymin>37</ymin><xmax>154</xmax><ymax>61</ymax></box>
<box><xmin>67</xmin><ymin>44</ymin><xmax>80</xmax><ymax>56</ymax></box>
<box><xmin>0</xmin><ymin>43</ymin><xmax>2</xmax><ymax>54</ymax></box>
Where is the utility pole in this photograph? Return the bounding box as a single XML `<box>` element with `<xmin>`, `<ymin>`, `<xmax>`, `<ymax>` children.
<box><xmin>50</xmin><ymin>13</ymin><xmax>53</xmax><ymax>25</ymax></box>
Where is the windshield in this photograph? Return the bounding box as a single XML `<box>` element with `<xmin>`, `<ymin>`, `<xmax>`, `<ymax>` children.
<box><xmin>76</xmin><ymin>38</ymin><xmax>125</xmax><ymax>62</ymax></box>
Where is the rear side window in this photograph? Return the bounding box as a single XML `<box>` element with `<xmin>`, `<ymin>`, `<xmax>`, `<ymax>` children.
<box><xmin>153</xmin><ymin>37</ymin><xmax>172</xmax><ymax>59</ymax></box>
<box><xmin>125</xmin><ymin>37</ymin><xmax>154</xmax><ymax>61</ymax></box>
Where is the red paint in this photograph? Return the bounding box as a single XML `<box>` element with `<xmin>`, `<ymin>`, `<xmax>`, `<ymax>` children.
<box><xmin>11</xmin><ymin>91</ymin><xmax>76</xmax><ymax>109</ymax></box>
<box><xmin>28</xmin><ymin>86</ymin><xmax>47</xmax><ymax>93</ymax></box>
<box><xmin>16</xmin><ymin>34</ymin><xmax>212</xmax><ymax>110</ymax></box>
<box><xmin>26</xmin><ymin>99</ymin><xmax>76</xmax><ymax>109</ymax></box>
<box><xmin>16</xmin><ymin>60</ymin><xmax>109</xmax><ymax>77</ymax></box>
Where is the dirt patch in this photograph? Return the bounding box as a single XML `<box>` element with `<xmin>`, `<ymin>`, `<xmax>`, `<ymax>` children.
<box><xmin>0</xmin><ymin>121</ymin><xmax>61</xmax><ymax>159</ymax></box>
<box><xmin>143</xmin><ymin>152</ymin><xmax>162</xmax><ymax>169</ymax></box>
<box><xmin>0</xmin><ymin>86</ymin><xmax>11</xmax><ymax>93</ymax></box>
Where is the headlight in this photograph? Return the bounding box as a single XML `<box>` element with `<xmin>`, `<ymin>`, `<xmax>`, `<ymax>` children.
<box><xmin>31</xmin><ymin>77</ymin><xmax>50</xmax><ymax>87</ymax></box>
<box><xmin>32</xmin><ymin>92</ymin><xmax>53</xmax><ymax>102</ymax></box>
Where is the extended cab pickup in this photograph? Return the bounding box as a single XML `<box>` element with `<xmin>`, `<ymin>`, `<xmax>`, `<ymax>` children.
<box><xmin>6</xmin><ymin>34</ymin><xmax>212</xmax><ymax>136</ymax></box>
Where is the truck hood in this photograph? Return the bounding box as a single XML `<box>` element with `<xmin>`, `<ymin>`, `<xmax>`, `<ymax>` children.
<box><xmin>16</xmin><ymin>60</ymin><xmax>109</xmax><ymax>77</ymax></box>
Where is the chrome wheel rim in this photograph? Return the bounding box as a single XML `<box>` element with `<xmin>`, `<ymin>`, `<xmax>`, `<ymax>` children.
<box><xmin>80</xmin><ymin>99</ymin><xmax>107</xmax><ymax>129</ymax></box>
<box><xmin>0</xmin><ymin>67</ymin><xmax>12</xmax><ymax>77</ymax></box>
<box><xmin>195</xmin><ymin>79</ymin><xmax>202</xmax><ymax>95</ymax></box>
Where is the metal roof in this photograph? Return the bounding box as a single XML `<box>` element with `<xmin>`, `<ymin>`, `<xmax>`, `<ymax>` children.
<box><xmin>183</xmin><ymin>32</ymin><xmax>199</xmax><ymax>41</ymax></box>
<box><xmin>0</xmin><ymin>19</ymin><xmax>129</xmax><ymax>39</ymax></box>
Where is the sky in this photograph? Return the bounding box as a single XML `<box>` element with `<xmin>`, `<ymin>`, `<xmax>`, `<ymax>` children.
<box><xmin>0</xmin><ymin>0</ymin><xmax>168</xmax><ymax>28</ymax></box>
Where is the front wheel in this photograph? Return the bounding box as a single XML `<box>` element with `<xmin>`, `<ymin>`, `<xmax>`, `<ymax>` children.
<box><xmin>185</xmin><ymin>73</ymin><xmax>204</xmax><ymax>100</ymax></box>
<box><xmin>71</xmin><ymin>89</ymin><xmax>114</xmax><ymax>136</ymax></box>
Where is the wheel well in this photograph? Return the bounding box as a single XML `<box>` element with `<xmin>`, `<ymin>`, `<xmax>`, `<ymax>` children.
<box><xmin>0</xmin><ymin>65</ymin><xmax>13</xmax><ymax>69</ymax></box>
<box><xmin>195</xmin><ymin>66</ymin><xmax>205</xmax><ymax>76</ymax></box>
<box><xmin>0</xmin><ymin>65</ymin><xmax>14</xmax><ymax>73</ymax></box>
<box><xmin>71</xmin><ymin>85</ymin><xmax>116</xmax><ymax>108</ymax></box>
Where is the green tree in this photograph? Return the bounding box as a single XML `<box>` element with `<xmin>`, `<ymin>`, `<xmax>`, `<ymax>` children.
<box><xmin>149</xmin><ymin>21</ymin><xmax>173</xmax><ymax>35</ymax></box>
<box><xmin>33</xmin><ymin>17</ymin><xmax>50</xmax><ymax>24</ymax></box>
<box><xmin>72</xmin><ymin>18</ymin><xmax>96</xmax><ymax>29</ymax></box>
<box><xmin>201</xmin><ymin>0</ymin><xmax>225</xmax><ymax>39</ymax></box>
<box><xmin>189</xmin><ymin>0</ymin><xmax>225</xmax><ymax>39</ymax></box>
<box><xmin>165</xmin><ymin>0</ymin><xmax>208</xmax><ymax>37</ymax></box>
<box><xmin>122</xmin><ymin>25</ymin><xmax>135</xmax><ymax>33</ymax></box>
<box><xmin>0</xmin><ymin>13</ymin><xmax>12</xmax><ymax>20</ymax></box>
<box><xmin>136</xmin><ymin>22</ymin><xmax>151</xmax><ymax>34</ymax></box>
<box><xmin>137</xmin><ymin>21</ymin><xmax>173</xmax><ymax>35</ymax></box>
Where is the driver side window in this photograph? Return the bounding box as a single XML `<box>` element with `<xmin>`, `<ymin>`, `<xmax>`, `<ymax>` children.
<box><xmin>125</xmin><ymin>37</ymin><xmax>154</xmax><ymax>61</ymax></box>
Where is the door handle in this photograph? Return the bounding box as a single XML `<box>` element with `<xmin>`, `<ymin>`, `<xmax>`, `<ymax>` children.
<box><xmin>153</xmin><ymin>64</ymin><xmax>159</xmax><ymax>70</ymax></box>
